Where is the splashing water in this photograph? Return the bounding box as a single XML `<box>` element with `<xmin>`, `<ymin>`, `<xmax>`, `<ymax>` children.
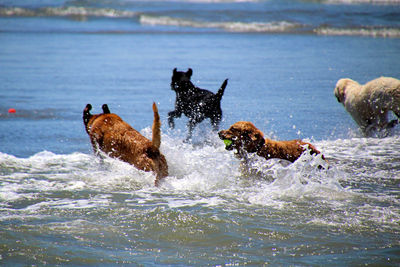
<box><xmin>0</xmin><ymin>128</ymin><xmax>399</xmax><ymax>265</ymax></box>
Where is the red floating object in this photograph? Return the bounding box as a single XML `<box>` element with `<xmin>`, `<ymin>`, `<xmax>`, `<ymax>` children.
<box><xmin>8</xmin><ymin>108</ymin><xmax>16</xmax><ymax>113</ymax></box>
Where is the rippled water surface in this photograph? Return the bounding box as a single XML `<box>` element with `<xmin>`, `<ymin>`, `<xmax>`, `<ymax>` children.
<box><xmin>1</xmin><ymin>134</ymin><xmax>399</xmax><ymax>265</ymax></box>
<box><xmin>1</xmin><ymin>0</ymin><xmax>400</xmax><ymax>265</ymax></box>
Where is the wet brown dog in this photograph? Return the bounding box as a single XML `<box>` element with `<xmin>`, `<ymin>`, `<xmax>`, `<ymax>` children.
<box><xmin>83</xmin><ymin>103</ymin><xmax>168</xmax><ymax>186</ymax></box>
<box><xmin>219</xmin><ymin>121</ymin><xmax>323</xmax><ymax>164</ymax></box>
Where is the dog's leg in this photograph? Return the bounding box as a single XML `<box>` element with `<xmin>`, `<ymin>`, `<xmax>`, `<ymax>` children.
<box><xmin>392</xmin><ymin>110</ymin><xmax>400</xmax><ymax>126</ymax></box>
<box><xmin>212</xmin><ymin>123</ymin><xmax>219</xmax><ymax>132</ymax></box>
<box><xmin>168</xmin><ymin>110</ymin><xmax>181</xmax><ymax>129</ymax></box>
<box><xmin>186</xmin><ymin>119</ymin><xmax>197</xmax><ymax>141</ymax></box>
<box><xmin>363</xmin><ymin>123</ymin><xmax>378</xmax><ymax>137</ymax></box>
<box><xmin>210</xmin><ymin>114</ymin><xmax>221</xmax><ymax>132</ymax></box>
<box><xmin>211</xmin><ymin>119</ymin><xmax>220</xmax><ymax>132</ymax></box>
<box><xmin>387</xmin><ymin>119</ymin><xmax>399</xmax><ymax>128</ymax></box>
<box><xmin>379</xmin><ymin>118</ymin><xmax>399</xmax><ymax>137</ymax></box>
<box><xmin>375</xmin><ymin>110</ymin><xmax>398</xmax><ymax>134</ymax></box>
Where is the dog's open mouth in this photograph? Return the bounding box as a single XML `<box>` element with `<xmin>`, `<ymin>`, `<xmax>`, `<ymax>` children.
<box><xmin>223</xmin><ymin>139</ymin><xmax>233</xmax><ymax>150</ymax></box>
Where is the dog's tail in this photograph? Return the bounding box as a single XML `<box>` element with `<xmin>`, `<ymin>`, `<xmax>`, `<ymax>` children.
<box><xmin>152</xmin><ymin>102</ymin><xmax>161</xmax><ymax>149</ymax></box>
<box><xmin>83</xmin><ymin>104</ymin><xmax>92</xmax><ymax>132</ymax></box>
<box><xmin>216</xmin><ymin>79</ymin><xmax>228</xmax><ymax>101</ymax></box>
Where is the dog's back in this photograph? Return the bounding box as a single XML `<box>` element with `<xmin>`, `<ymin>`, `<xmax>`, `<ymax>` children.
<box><xmin>88</xmin><ymin>114</ymin><xmax>151</xmax><ymax>160</ymax></box>
<box><xmin>364</xmin><ymin>77</ymin><xmax>400</xmax><ymax>105</ymax></box>
<box><xmin>171</xmin><ymin>68</ymin><xmax>227</xmax><ymax>109</ymax></box>
<box><xmin>337</xmin><ymin>77</ymin><xmax>400</xmax><ymax>106</ymax></box>
<box><xmin>262</xmin><ymin>139</ymin><xmax>322</xmax><ymax>163</ymax></box>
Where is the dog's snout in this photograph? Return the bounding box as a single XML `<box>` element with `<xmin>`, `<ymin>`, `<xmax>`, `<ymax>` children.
<box><xmin>171</xmin><ymin>82</ymin><xmax>180</xmax><ymax>91</ymax></box>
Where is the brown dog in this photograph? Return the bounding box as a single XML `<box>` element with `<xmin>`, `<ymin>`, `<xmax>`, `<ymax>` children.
<box><xmin>219</xmin><ymin>121</ymin><xmax>324</xmax><ymax>164</ymax></box>
<box><xmin>83</xmin><ymin>103</ymin><xmax>168</xmax><ymax>186</ymax></box>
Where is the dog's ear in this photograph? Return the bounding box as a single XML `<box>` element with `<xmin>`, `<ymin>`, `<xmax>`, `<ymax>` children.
<box><xmin>249</xmin><ymin>131</ymin><xmax>264</xmax><ymax>148</ymax></box>
<box><xmin>102</xmin><ymin>104</ymin><xmax>110</xmax><ymax>114</ymax></box>
<box><xmin>334</xmin><ymin>79</ymin><xmax>346</xmax><ymax>103</ymax></box>
<box><xmin>83</xmin><ymin>104</ymin><xmax>93</xmax><ymax>130</ymax></box>
<box><xmin>84</xmin><ymin>103</ymin><xmax>92</xmax><ymax>112</ymax></box>
<box><xmin>173</xmin><ymin>68</ymin><xmax>177</xmax><ymax>75</ymax></box>
<box><xmin>249</xmin><ymin>131</ymin><xmax>263</xmax><ymax>142</ymax></box>
<box><xmin>335</xmin><ymin>93</ymin><xmax>341</xmax><ymax>103</ymax></box>
<box><xmin>187</xmin><ymin>68</ymin><xmax>193</xmax><ymax>78</ymax></box>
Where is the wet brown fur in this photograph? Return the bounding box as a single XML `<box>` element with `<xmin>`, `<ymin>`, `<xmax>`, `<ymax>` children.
<box><xmin>83</xmin><ymin>103</ymin><xmax>168</xmax><ymax>186</ymax></box>
<box><xmin>219</xmin><ymin>121</ymin><xmax>323</xmax><ymax>163</ymax></box>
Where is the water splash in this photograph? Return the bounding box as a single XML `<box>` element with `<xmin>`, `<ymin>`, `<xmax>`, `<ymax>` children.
<box><xmin>1</xmin><ymin>130</ymin><xmax>399</xmax><ymax>229</ymax></box>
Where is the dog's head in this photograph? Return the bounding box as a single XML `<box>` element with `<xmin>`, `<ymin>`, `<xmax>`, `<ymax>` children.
<box><xmin>83</xmin><ymin>104</ymin><xmax>111</xmax><ymax>133</ymax></box>
<box><xmin>218</xmin><ymin>121</ymin><xmax>265</xmax><ymax>154</ymax></box>
<box><xmin>334</xmin><ymin>78</ymin><xmax>356</xmax><ymax>103</ymax></box>
<box><xmin>171</xmin><ymin>68</ymin><xmax>193</xmax><ymax>91</ymax></box>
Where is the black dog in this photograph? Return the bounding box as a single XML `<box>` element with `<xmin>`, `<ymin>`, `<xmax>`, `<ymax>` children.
<box><xmin>168</xmin><ymin>68</ymin><xmax>228</xmax><ymax>140</ymax></box>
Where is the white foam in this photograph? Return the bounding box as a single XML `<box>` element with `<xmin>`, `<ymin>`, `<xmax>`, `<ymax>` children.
<box><xmin>1</xmin><ymin>131</ymin><xmax>399</xmax><ymax>224</ymax></box>
<box><xmin>166</xmin><ymin>0</ymin><xmax>261</xmax><ymax>2</ymax></box>
<box><xmin>0</xmin><ymin>134</ymin><xmax>357</xmax><ymax>204</ymax></box>
<box><xmin>0</xmin><ymin>6</ymin><xmax>138</xmax><ymax>18</ymax></box>
<box><xmin>139</xmin><ymin>15</ymin><xmax>302</xmax><ymax>33</ymax></box>
<box><xmin>315</xmin><ymin>27</ymin><xmax>400</xmax><ymax>38</ymax></box>
<box><xmin>322</xmin><ymin>0</ymin><xmax>400</xmax><ymax>4</ymax></box>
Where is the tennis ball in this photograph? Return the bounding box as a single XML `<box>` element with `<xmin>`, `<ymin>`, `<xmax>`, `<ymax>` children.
<box><xmin>223</xmin><ymin>139</ymin><xmax>232</xmax><ymax>146</ymax></box>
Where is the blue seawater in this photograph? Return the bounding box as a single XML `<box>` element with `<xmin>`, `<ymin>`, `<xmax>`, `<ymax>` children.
<box><xmin>0</xmin><ymin>0</ymin><xmax>400</xmax><ymax>266</ymax></box>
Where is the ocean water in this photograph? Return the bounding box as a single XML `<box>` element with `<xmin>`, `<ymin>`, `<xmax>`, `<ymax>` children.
<box><xmin>1</xmin><ymin>0</ymin><xmax>400</xmax><ymax>266</ymax></box>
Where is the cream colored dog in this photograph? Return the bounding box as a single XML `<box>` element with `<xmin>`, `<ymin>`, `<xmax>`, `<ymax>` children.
<box><xmin>334</xmin><ymin>77</ymin><xmax>400</xmax><ymax>136</ymax></box>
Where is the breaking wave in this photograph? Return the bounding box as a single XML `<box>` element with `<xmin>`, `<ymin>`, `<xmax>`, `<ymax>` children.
<box><xmin>321</xmin><ymin>0</ymin><xmax>400</xmax><ymax>4</ymax></box>
<box><xmin>1</xmin><ymin>5</ymin><xmax>399</xmax><ymax>37</ymax></box>
<box><xmin>139</xmin><ymin>15</ymin><xmax>303</xmax><ymax>33</ymax></box>
<box><xmin>315</xmin><ymin>26</ymin><xmax>400</xmax><ymax>38</ymax></box>
<box><xmin>0</xmin><ymin>6</ymin><xmax>138</xmax><ymax>18</ymax></box>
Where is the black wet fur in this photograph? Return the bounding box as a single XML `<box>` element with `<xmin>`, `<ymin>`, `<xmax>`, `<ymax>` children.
<box><xmin>168</xmin><ymin>68</ymin><xmax>228</xmax><ymax>140</ymax></box>
<box><xmin>83</xmin><ymin>104</ymin><xmax>92</xmax><ymax>129</ymax></box>
<box><xmin>102</xmin><ymin>104</ymin><xmax>110</xmax><ymax>114</ymax></box>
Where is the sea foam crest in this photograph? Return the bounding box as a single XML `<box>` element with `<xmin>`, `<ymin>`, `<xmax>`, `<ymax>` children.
<box><xmin>322</xmin><ymin>0</ymin><xmax>400</xmax><ymax>4</ymax></box>
<box><xmin>315</xmin><ymin>27</ymin><xmax>400</xmax><ymax>38</ymax></box>
<box><xmin>139</xmin><ymin>15</ymin><xmax>301</xmax><ymax>33</ymax></box>
<box><xmin>170</xmin><ymin>0</ymin><xmax>261</xmax><ymax>2</ymax></box>
<box><xmin>0</xmin><ymin>6</ymin><xmax>138</xmax><ymax>18</ymax></box>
